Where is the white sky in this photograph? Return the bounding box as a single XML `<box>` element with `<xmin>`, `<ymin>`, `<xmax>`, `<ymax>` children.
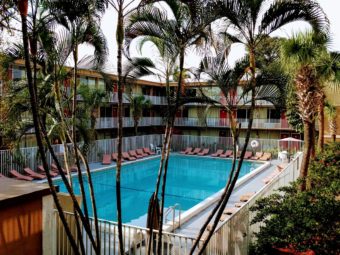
<box><xmin>3</xmin><ymin>0</ymin><xmax>340</xmax><ymax>80</ymax></box>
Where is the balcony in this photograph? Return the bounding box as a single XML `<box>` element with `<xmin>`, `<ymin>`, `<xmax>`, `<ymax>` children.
<box><xmin>95</xmin><ymin>117</ymin><xmax>164</xmax><ymax>129</ymax></box>
<box><xmin>95</xmin><ymin>117</ymin><xmax>292</xmax><ymax>130</ymax></box>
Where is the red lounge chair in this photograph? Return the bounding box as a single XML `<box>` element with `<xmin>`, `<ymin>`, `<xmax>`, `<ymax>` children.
<box><xmin>23</xmin><ymin>167</ymin><xmax>46</xmax><ymax>180</ymax></box>
<box><xmin>143</xmin><ymin>147</ymin><xmax>155</xmax><ymax>155</ymax></box>
<box><xmin>251</xmin><ymin>152</ymin><xmax>263</xmax><ymax>160</ymax></box>
<box><xmin>51</xmin><ymin>163</ymin><xmax>69</xmax><ymax>174</ymax></box>
<box><xmin>10</xmin><ymin>169</ymin><xmax>33</xmax><ymax>181</ymax></box>
<box><xmin>136</xmin><ymin>149</ymin><xmax>148</xmax><ymax>157</ymax></box>
<box><xmin>211</xmin><ymin>149</ymin><xmax>223</xmax><ymax>157</ymax></box>
<box><xmin>263</xmin><ymin>169</ymin><xmax>281</xmax><ymax>184</ymax></box>
<box><xmin>112</xmin><ymin>153</ymin><xmax>125</xmax><ymax>162</ymax></box>
<box><xmin>122</xmin><ymin>152</ymin><xmax>136</xmax><ymax>161</ymax></box>
<box><xmin>259</xmin><ymin>152</ymin><xmax>272</xmax><ymax>161</ymax></box>
<box><xmin>37</xmin><ymin>165</ymin><xmax>58</xmax><ymax>177</ymax></box>
<box><xmin>244</xmin><ymin>151</ymin><xmax>253</xmax><ymax>159</ymax></box>
<box><xmin>180</xmin><ymin>147</ymin><xmax>192</xmax><ymax>154</ymax></box>
<box><xmin>188</xmin><ymin>148</ymin><xmax>201</xmax><ymax>155</ymax></box>
<box><xmin>102</xmin><ymin>154</ymin><xmax>112</xmax><ymax>165</ymax></box>
<box><xmin>198</xmin><ymin>148</ymin><xmax>209</xmax><ymax>156</ymax></box>
<box><xmin>220</xmin><ymin>150</ymin><xmax>232</xmax><ymax>158</ymax></box>
<box><xmin>129</xmin><ymin>150</ymin><xmax>143</xmax><ymax>159</ymax></box>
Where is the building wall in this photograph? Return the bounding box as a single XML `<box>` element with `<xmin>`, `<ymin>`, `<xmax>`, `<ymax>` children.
<box><xmin>323</xmin><ymin>87</ymin><xmax>340</xmax><ymax>141</ymax></box>
<box><xmin>0</xmin><ymin>198</ymin><xmax>43</xmax><ymax>255</ymax></box>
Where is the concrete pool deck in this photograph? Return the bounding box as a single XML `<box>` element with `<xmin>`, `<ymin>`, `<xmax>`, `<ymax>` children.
<box><xmin>173</xmin><ymin>159</ymin><xmax>281</xmax><ymax>237</ymax></box>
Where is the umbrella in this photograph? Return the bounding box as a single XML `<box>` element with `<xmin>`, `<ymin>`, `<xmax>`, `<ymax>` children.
<box><xmin>279</xmin><ymin>137</ymin><xmax>303</xmax><ymax>142</ymax></box>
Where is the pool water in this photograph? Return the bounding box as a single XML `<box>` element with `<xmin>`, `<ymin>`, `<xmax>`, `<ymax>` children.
<box><xmin>55</xmin><ymin>154</ymin><xmax>261</xmax><ymax>225</ymax></box>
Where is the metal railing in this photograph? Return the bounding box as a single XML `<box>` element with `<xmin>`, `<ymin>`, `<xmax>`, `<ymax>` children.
<box><xmin>54</xmin><ymin>211</ymin><xmax>199</xmax><ymax>255</ymax></box>
<box><xmin>205</xmin><ymin>152</ymin><xmax>303</xmax><ymax>255</ymax></box>
<box><xmin>95</xmin><ymin>117</ymin><xmax>292</xmax><ymax>130</ymax></box>
<box><xmin>164</xmin><ymin>203</ymin><xmax>182</xmax><ymax>230</ymax></box>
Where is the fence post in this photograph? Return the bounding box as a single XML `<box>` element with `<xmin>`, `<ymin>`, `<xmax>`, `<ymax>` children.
<box><xmin>42</xmin><ymin>195</ymin><xmax>56</xmax><ymax>255</ymax></box>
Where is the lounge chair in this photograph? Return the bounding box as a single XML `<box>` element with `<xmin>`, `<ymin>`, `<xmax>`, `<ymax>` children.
<box><xmin>188</xmin><ymin>148</ymin><xmax>201</xmax><ymax>155</ymax></box>
<box><xmin>23</xmin><ymin>167</ymin><xmax>46</xmax><ymax>180</ymax></box>
<box><xmin>250</xmin><ymin>152</ymin><xmax>263</xmax><ymax>160</ymax></box>
<box><xmin>223</xmin><ymin>207</ymin><xmax>238</xmax><ymax>215</ymax></box>
<box><xmin>220</xmin><ymin>150</ymin><xmax>232</xmax><ymax>158</ymax></box>
<box><xmin>143</xmin><ymin>147</ymin><xmax>155</xmax><ymax>155</ymax></box>
<box><xmin>51</xmin><ymin>163</ymin><xmax>78</xmax><ymax>174</ymax></box>
<box><xmin>129</xmin><ymin>150</ymin><xmax>143</xmax><ymax>159</ymax></box>
<box><xmin>10</xmin><ymin>170</ymin><xmax>33</xmax><ymax>181</ymax></box>
<box><xmin>102</xmin><ymin>154</ymin><xmax>112</xmax><ymax>165</ymax></box>
<box><xmin>263</xmin><ymin>169</ymin><xmax>281</xmax><ymax>184</ymax></box>
<box><xmin>136</xmin><ymin>149</ymin><xmax>148</xmax><ymax>157</ymax></box>
<box><xmin>122</xmin><ymin>152</ymin><xmax>136</xmax><ymax>161</ymax></box>
<box><xmin>259</xmin><ymin>152</ymin><xmax>272</xmax><ymax>161</ymax></box>
<box><xmin>112</xmin><ymin>153</ymin><xmax>125</xmax><ymax>162</ymax></box>
<box><xmin>211</xmin><ymin>149</ymin><xmax>223</xmax><ymax>157</ymax></box>
<box><xmin>244</xmin><ymin>151</ymin><xmax>253</xmax><ymax>159</ymax></box>
<box><xmin>180</xmin><ymin>147</ymin><xmax>192</xmax><ymax>154</ymax></box>
<box><xmin>37</xmin><ymin>165</ymin><xmax>58</xmax><ymax>177</ymax></box>
<box><xmin>198</xmin><ymin>148</ymin><xmax>209</xmax><ymax>156</ymax></box>
<box><xmin>239</xmin><ymin>192</ymin><xmax>256</xmax><ymax>202</ymax></box>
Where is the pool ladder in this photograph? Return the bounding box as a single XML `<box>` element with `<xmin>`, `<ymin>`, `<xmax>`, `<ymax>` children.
<box><xmin>164</xmin><ymin>203</ymin><xmax>181</xmax><ymax>231</ymax></box>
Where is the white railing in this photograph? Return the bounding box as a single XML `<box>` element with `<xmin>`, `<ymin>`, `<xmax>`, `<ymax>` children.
<box><xmin>174</xmin><ymin>118</ymin><xmax>290</xmax><ymax>129</ymax></box>
<box><xmin>205</xmin><ymin>152</ymin><xmax>303</xmax><ymax>255</ymax></box>
<box><xmin>95</xmin><ymin>117</ymin><xmax>164</xmax><ymax>129</ymax></box>
<box><xmin>54</xmin><ymin>211</ymin><xmax>199</xmax><ymax>255</ymax></box>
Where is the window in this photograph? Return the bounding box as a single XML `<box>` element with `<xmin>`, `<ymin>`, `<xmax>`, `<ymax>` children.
<box><xmin>100</xmin><ymin>107</ymin><xmax>112</xmax><ymax>117</ymax></box>
<box><xmin>124</xmin><ymin>107</ymin><xmax>130</xmax><ymax>117</ymax></box>
<box><xmin>88</xmin><ymin>78</ymin><xmax>96</xmax><ymax>89</ymax></box>
<box><xmin>12</xmin><ymin>67</ymin><xmax>26</xmax><ymax>80</ymax></box>
<box><xmin>98</xmin><ymin>79</ymin><xmax>105</xmax><ymax>91</ymax></box>
<box><xmin>267</xmin><ymin>109</ymin><xmax>281</xmax><ymax>119</ymax></box>
<box><xmin>237</xmin><ymin>109</ymin><xmax>248</xmax><ymax>119</ymax></box>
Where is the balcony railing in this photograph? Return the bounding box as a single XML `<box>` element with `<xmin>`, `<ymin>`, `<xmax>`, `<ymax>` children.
<box><xmin>95</xmin><ymin>117</ymin><xmax>292</xmax><ymax>130</ymax></box>
<box><xmin>95</xmin><ymin>117</ymin><xmax>164</xmax><ymax>129</ymax></box>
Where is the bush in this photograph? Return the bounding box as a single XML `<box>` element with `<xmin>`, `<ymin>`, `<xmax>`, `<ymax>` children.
<box><xmin>249</xmin><ymin>143</ymin><xmax>340</xmax><ymax>255</ymax></box>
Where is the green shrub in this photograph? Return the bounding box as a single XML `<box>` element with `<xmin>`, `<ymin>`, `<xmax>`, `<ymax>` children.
<box><xmin>249</xmin><ymin>143</ymin><xmax>340</xmax><ymax>255</ymax></box>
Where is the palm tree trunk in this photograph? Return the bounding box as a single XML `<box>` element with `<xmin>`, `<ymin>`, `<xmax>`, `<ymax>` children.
<box><xmin>18</xmin><ymin>5</ymin><xmax>81</xmax><ymax>254</ymax></box>
<box><xmin>299</xmin><ymin>121</ymin><xmax>313</xmax><ymax>191</ymax></box>
<box><xmin>317</xmin><ymin>97</ymin><xmax>325</xmax><ymax>151</ymax></box>
<box><xmin>156</xmin><ymin>49</ymin><xmax>185</xmax><ymax>255</ymax></box>
<box><xmin>190</xmin><ymin>47</ymin><xmax>257</xmax><ymax>254</ymax></box>
<box><xmin>116</xmin><ymin>7</ymin><xmax>125</xmax><ymax>255</ymax></box>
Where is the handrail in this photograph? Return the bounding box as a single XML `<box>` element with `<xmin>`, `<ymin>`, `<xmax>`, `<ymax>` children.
<box><xmin>164</xmin><ymin>203</ymin><xmax>181</xmax><ymax>230</ymax></box>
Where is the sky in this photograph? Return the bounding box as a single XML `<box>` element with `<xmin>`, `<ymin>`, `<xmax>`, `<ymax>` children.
<box><xmin>89</xmin><ymin>0</ymin><xmax>340</xmax><ymax>78</ymax></box>
<box><xmin>2</xmin><ymin>0</ymin><xmax>340</xmax><ymax>79</ymax></box>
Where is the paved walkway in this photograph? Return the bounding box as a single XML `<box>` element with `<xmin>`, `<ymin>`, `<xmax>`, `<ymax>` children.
<box><xmin>174</xmin><ymin>160</ymin><xmax>280</xmax><ymax>237</ymax></box>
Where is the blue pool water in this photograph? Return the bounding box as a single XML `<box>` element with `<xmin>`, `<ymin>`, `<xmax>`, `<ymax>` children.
<box><xmin>55</xmin><ymin>154</ymin><xmax>261</xmax><ymax>225</ymax></box>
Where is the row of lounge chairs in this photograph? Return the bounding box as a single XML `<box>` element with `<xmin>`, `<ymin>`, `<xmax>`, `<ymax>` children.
<box><xmin>181</xmin><ymin>147</ymin><xmax>272</xmax><ymax>161</ymax></box>
<box><xmin>8</xmin><ymin>164</ymin><xmax>79</xmax><ymax>182</ymax></box>
<box><xmin>102</xmin><ymin>148</ymin><xmax>155</xmax><ymax>165</ymax></box>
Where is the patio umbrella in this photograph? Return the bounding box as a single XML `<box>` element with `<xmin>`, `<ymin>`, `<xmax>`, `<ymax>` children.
<box><xmin>278</xmin><ymin>137</ymin><xmax>303</xmax><ymax>158</ymax></box>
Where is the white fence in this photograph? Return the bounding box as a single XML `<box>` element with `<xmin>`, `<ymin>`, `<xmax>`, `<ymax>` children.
<box><xmin>205</xmin><ymin>152</ymin><xmax>303</xmax><ymax>254</ymax></box>
<box><xmin>54</xmin><ymin>211</ymin><xmax>200</xmax><ymax>255</ymax></box>
<box><xmin>0</xmin><ymin>134</ymin><xmax>297</xmax><ymax>176</ymax></box>
<box><xmin>52</xmin><ymin>153</ymin><xmax>302</xmax><ymax>255</ymax></box>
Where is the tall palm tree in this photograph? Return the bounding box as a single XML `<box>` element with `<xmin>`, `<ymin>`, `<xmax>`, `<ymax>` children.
<box><xmin>281</xmin><ymin>31</ymin><xmax>339</xmax><ymax>190</ymax></box>
<box><xmin>188</xmin><ymin>0</ymin><xmax>328</xmax><ymax>253</ymax></box>
<box><xmin>16</xmin><ymin>0</ymin><xmax>82</xmax><ymax>253</ymax></box>
<box><xmin>125</xmin><ymin>1</ymin><xmax>217</xmax><ymax>253</ymax></box>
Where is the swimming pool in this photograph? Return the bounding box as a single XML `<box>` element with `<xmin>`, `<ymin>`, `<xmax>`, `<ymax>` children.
<box><xmin>55</xmin><ymin>154</ymin><xmax>262</xmax><ymax>226</ymax></box>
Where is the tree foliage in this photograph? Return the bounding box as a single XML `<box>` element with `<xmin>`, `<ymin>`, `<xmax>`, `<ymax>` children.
<box><xmin>250</xmin><ymin>143</ymin><xmax>340</xmax><ymax>255</ymax></box>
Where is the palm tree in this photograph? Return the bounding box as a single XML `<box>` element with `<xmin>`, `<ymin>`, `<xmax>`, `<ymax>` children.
<box><xmin>126</xmin><ymin>94</ymin><xmax>151</xmax><ymax>135</ymax></box>
<box><xmin>126</xmin><ymin>1</ymin><xmax>217</xmax><ymax>253</ymax></box>
<box><xmin>325</xmin><ymin>101</ymin><xmax>337</xmax><ymax>142</ymax></box>
<box><xmin>281</xmin><ymin>31</ymin><xmax>339</xmax><ymax>190</ymax></box>
<box><xmin>16</xmin><ymin>0</ymin><xmax>81</xmax><ymax>253</ymax></box>
<box><xmin>188</xmin><ymin>0</ymin><xmax>328</xmax><ymax>252</ymax></box>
